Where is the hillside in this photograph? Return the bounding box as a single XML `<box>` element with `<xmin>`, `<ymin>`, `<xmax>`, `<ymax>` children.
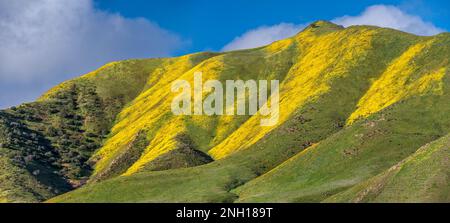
<box><xmin>0</xmin><ymin>21</ymin><xmax>449</xmax><ymax>203</ymax></box>
<box><xmin>325</xmin><ymin>133</ymin><xmax>449</xmax><ymax>202</ymax></box>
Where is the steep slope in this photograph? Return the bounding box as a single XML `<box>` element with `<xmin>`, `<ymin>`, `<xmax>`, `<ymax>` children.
<box><xmin>47</xmin><ymin>22</ymin><xmax>449</xmax><ymax>203</ymax></box>
<box><xmin>88</xmin><ymin>52</ymin><xmax>225</xmax><ymax>181</ymax></box>
<box><xmin>324</xmin><ymin>133</ymin><xmax>449</xmax><ymax>202</ymax></box>
<box><xmin>233</xmin><ymin>32</ymin><xmax>450</xmax><ymax>202</ymax></box>
<box><xmin>89</xmin><ymin>21</ymin><xmax>415</xmax><ymax>180</ymax></box>
<box><xmin>0</xmin><ymin>57</ymin><xmax>207</xmax><ymax>202</ymax></box>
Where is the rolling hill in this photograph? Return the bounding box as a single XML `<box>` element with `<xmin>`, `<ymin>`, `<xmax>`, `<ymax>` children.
<box><xmin>0</xmin><ymin>21</ymin><xmax>448</xmax><ymax>203</ymax></box>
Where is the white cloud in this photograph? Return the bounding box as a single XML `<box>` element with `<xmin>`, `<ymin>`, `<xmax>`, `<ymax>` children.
<box><xmin>222</xmin><ymin>5</ymin><xmax>445</xmax><ymax>52</ymax></box>
<box><xmin>0</xmin><ymin>0</ymin><xmax>185</xmax><ymax>108</ymax></box>
<box><xmin>332</xmin><ymin>5</ymin><xmax>445</xmax><ymax>36</ymax></box>
<box><xmin>221</xmin><ymin>23</ymin><xmax>306</xmax><ymax>51</ymax></box>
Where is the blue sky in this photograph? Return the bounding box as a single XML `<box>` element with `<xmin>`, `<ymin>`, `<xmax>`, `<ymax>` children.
<box><xmin>0</xmin><ymin>0</ymin><xmax>448</xmax><ymax>108</ymax></box>
<box><xmin>96</xmin><ymin>0</ymin><xmax>450</xmax><ymax>54</ymax></box>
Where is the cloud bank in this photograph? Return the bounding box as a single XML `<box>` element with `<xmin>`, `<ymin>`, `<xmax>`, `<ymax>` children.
<box><xmin>222</xmin><ymin>23</ymin><xmax>306</xmax><ymax>51</ymax></box>
<box><xmin>0</xmin><ymin>0</ymin><xmax>185</xmax><ymax>108</ymax></box>
<box><xmin>223</xmin><ymin>4</ymin><xmax>445</xmax><ymax>51</ymax></box>
<box><xmin>332</xmin><ymin>5</ymin><xmax>445</xmax><ymax>36</ymax></box>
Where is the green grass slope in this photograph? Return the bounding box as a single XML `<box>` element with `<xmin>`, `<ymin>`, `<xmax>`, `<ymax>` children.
<box><xmin>47</xmin><ymin>22</ymin><xmax>449</xmax><ymax>203</ymax></box>
<box><xmin>325</xmin><ymin>133</ymin><xmax>450</xmax><ymax>202</ymax></box>
<box><xmin>234</xmin><ymin>96</ymin><xmax>450</xmax><ymax>202</ymax></box>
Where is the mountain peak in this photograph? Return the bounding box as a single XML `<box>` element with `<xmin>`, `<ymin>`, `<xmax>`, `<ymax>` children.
<box><xmin>298</xmin><ymin>20</ymin><xmax>344</xmax><ymax>35</ymax></box>
<box><xmin>310</xmin><ymin>20</ymin><xmax>340</xmax><ymax>27</ymax></box>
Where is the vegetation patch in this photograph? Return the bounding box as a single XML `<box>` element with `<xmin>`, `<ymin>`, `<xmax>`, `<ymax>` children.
<box><xmin>143</xmin><ymin>133</ymin><xmax>214</xmax><ymax>172</ymax></box>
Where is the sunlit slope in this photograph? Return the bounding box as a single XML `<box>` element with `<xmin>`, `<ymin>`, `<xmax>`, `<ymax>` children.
<box><xmin>234</xmin><ymin>34</ymin><xmax>450</xmax><ymax>202</ymax></box>
<box><xmin>347</xmin><ymin>35</ymin><xmax>448</xmax><ymax>124</ymax></box>
<box><xmin>325</xmin><ymin>133</ymin><xmax>450</xmax><ymax>202</ymax></box>
<box><xmin>88</xmin><ymin>52</ymin><xmax>231</xmax><ymax>179</ymax></box>
<box><xmin>49</xmin><ymin>22</ymin><xmax>450</xmax><ymax>203</ymax></box>
<box><xmin>89</xmin><ymin>21</ymin><xmax>420</xmax><ymax>180</ymax></box>
<box><xmin>89</xmin><ymin>36</ymin><xmax>299</xmax><ymax>179</ymax></box>
<box><xmin>209</xmin><ymin>23</ymin><xmax>418</xmax><ymax>159</ymax></box>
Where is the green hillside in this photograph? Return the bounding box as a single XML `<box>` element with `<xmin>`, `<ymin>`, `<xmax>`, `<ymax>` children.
<box><xmin>325</xmin><ymin>133</ymin><xmax>450</xmax><ymax>202</ymax></box>
<box><xmin>0</xmin><ymin>21</ymin><xmax>449</xmax><ymax>203</ymax></box>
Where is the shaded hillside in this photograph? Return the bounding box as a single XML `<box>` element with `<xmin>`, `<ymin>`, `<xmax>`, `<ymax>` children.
<box><xmin>0</xmin><ymin>58</ymin><xmax>209</xmax><ymax>201</ymax></box>
<box><xmin>1</xmin><ymin>21</ymin><xmax>449</xmax><ymax>203</ymax></box>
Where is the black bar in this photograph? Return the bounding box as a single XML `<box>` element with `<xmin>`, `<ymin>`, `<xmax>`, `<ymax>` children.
<box><xmin>0</xmin><ymin>203</ymin><xmax>448</xmax><ymax>222</ymax></box>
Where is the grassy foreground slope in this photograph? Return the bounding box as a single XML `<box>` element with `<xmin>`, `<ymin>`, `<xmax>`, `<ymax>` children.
<box><xmin>49</xmin><ymin>22</ymin><xmax>449</xmax><ymax>202</ymax></box>
<box><xmin>325</xmin><ymin>133</ymin><xmax>449</xmax><ymax>202</ymax></box>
